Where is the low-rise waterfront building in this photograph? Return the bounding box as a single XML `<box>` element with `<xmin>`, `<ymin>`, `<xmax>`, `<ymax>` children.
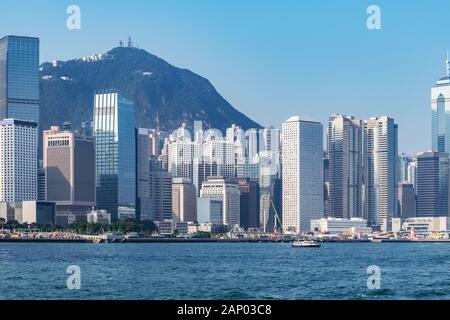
<box><xmin>402</xmin><ymin>217</ymin><xmax>449</xmax><ymax>235</ymax></box>
<box><xmin>0</xmin><ymin>201</ymin><xmax>56</xmax><ymax>225</ymax></box>
<box><xmin>87</xmin><ymin>209</ymin><xmax>112</xmax><ymax>224</ymax></box>
<box><xmin>310</xmin><ymin>218</ymin><xmax>373</xmax><ymax>235</ymax></box>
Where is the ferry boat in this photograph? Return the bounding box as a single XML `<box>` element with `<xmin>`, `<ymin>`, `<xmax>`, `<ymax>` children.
<box><xmin>291</xmin><ymin>240</ymin><xmax>321</xmax><ymax>248</ymax></box>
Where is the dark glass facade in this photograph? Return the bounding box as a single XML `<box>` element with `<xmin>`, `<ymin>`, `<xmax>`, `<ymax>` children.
<box><xmin>94</xmin><ymin>92</ymin><xmax>136</xmax><ymax>220</ymax></box>
<box><xmin>0</xmin><ymin>36</ymin><xmax>39</xmax><ymax>123</ymax></box>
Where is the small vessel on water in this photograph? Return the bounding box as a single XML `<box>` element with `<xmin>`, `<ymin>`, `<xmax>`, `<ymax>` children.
<box><xmin>369</xmin><ymin>238</ymin><xmax>383</xmax><ymax>243</ymax></box>
<box><xmin>291</xmin><ymin>240</ymin><xmax>321</xmax><ymax>248</ymax></box>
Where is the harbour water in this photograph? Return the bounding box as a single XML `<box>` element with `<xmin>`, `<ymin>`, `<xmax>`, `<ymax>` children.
<box><xmin>1</xmin><ymin>242</ymin><xmax>450</xmax><ymax>300</ymax></box>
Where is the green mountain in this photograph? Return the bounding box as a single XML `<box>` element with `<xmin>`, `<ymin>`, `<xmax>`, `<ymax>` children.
<box><xmin>39</xmin><ymin>46</ymin><xmax>261</xmax><ymax>133</ymax></box>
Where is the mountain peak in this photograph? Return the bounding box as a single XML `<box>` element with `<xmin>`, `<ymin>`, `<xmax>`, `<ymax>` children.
<box><xmin>40</xmin><ymin>46</ymin><xmax>260</xmax><ymax>134</ymax></box>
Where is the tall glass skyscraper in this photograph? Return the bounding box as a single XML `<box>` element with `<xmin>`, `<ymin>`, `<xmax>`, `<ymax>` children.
<box><xmin>416</xmin><ymin>151</ymin><xmax>449</xmax><ymax>218</ymax></box>
<box><xmin>431</xmin><ymin>54</ymin><xmax>450</xmax><ymax>153</ymax></box>
<box><xmin>94</xmin><ymin>91</ymin><xmax>136</xmax><ymax>221</ymax></box>
<box><xmin>0</xmin><ymin>36</ymin><xmax>40</xmax><ymax>123</ymax></box>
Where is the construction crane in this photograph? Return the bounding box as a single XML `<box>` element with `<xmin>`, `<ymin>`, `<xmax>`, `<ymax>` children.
<box><xmin>271</xmin><ymin>201</ymin><xmax>282</xmax><ymax>234</ymax></box>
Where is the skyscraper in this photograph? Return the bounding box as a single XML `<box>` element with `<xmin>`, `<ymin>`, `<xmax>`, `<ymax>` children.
<box><xmin>234</xmin><ymin>178</ymin><xmax>258</xmax><ymax>230</ymax></box>
<box><xmin>0</xmin><ymin>36</ymin><xmax>39</xmax><ymax>123</ymax></box>
<box><xmin>43</xmin><ymin>125</ymin><xmax>96</xmax><ymax>223</ymax></box>
<box><xmin>328</xmin><ymin>114</ymin><xmax>363</xmax><ymax>219</ymax></box>
<box><xmin>397</xmin><ymin>182</ymin><xmax>416</xmax><ymax>219</ymax></box>
<box><xmin>363</xmin><ymin>116</ymin><xmax>398</xmax><ymax>231</ymax></box>
<box><xmin>172</xmin><ymin>178</ymin><xmax>197</xmax><ymax>222</ymax></box>
<box><xmin>94</xmin><ymin>91</ymin><xmax>136</xmax><ymax>221</ymax></box>
<box><xmin>282</xmin><ymin>116</ymin><xmax>323</xmax><ymax>233</ymax></box>
<box><xmin>136</xmin><ymin>128</ymin><xmax>152</xmax><ymax>221</ymax></box>
<box><xmin>432</xmin><ymin>53</ymin><xmax>450</xmax><ymax>153</ymax></box>
<box><xmin>149</xmin><ymin>165</ymin><xmax>172</xmax><ymax>222</ymax></box>
<box><xmin>0</xmin><ymin>119</ymin><xmax>37</xmax><ymax>202</ymax></box>
<box><xmin>200</xmin><ymin>176</ymin><xmax>240</xmax><ymax>226</ymax></box>
<box><xmin>416</xmin><ymin>151</ymin><xmax>449</xmax><ymax>217</ymax></box>
<box><xmin>398</xmin><ymin>153</ymin><xmax>411</xmax><ymax>183</ymax></box>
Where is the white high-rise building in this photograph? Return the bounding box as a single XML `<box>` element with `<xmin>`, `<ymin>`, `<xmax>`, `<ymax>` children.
<box><xmin>200</xmin><ymin>176</ymin><xmax>240</xmax><ymax>226</ymax></box>
<box><xmin>363</xmin><ymin>116</ymin><xmax>398</xmax><ymax>231</ymax></box>
<box><xmin>282</xmin><ymin>116</ymin><xmax>323</xmax><ymax>233</ymax></box>
<box><xmin>168</xmin><ymin>128</ymin><xmax>201</xmax><ymax>191</ymax></box>
<box><xmin>0</xmin><ymin>119</ymin><xmax>37</xmax><ymax>202</ymax></box>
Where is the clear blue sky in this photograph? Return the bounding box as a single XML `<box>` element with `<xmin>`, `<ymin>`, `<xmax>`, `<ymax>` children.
<box><xmin>2</xmin><ymin>0</ymin><xmax>450</xmax><ymax>155</ymax></box>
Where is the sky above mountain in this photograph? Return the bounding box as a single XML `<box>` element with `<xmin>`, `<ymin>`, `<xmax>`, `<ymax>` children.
<box><xmin>2</xmin><ymin>0</ymin><xmax>450</xmax><ymax>154</ymax></box>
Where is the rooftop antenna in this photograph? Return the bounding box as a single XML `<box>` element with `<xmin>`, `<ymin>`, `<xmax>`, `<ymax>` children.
<box><xmin>156</xmin><ymin>111</ymin><xmax>160</xmax><ymax>134</ymax></box>
<box><xmin>127</xmin><ymin>36</ymin><xmax>133</xmax><ymax>48</ymax></box>
<box><xmin>446</xmin><ymin>50</ymin><xmax>450</xmax><ymax>77</ymax></box>
<box><xmin>119</xmin><ymin>40</ymin><xmax>123</xmax><ymax>47</ymax></box>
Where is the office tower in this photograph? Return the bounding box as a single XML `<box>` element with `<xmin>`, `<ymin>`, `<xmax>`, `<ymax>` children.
<box><xmin>323</xmin><ymin>155</ymin><xmax>330</xmax><ymax>217</ymax></box>
<box><xmin>416</xmin><ymin>151</ymin><xmax>449</xmax><ymax>217</ymax></box>
<box><xmin>226</xmin><ymin>124</ymin><xmax>245</xmax><ymax>160</ymax></box>
<box><xmin>432</xmin><ymin>53</ymin><xmax>450</xmax><ymax>153</ymax></box>
<box><xmin>282</xmin><ymin>116</ymin><xmax>323</xmax><ymax>233</ymax></box>
<box><xmin>398</xmin><ymin>153</ymin><xmax>411</xmax><ymax>182</ymax></box>
<box><xmin>0</xmin><ymin>119</ymin><xmax>37</xmax><ymax>202</ymax></box>
<box><xmin>245</xmin><ymin>129</ymin><xmax>258</xmax><ymax>162</ymax></box>
<box><xmin>234</xmin><ymin>178</ymin><xmax>258</xmax><ymax>230</ymax></box>
<box><xmin>80</xmin><ymin>120</ymin><xmax>94</xmax><ymax>137</ymax></box>
<box><xmin>202</xmin><ymin>129</ymin><xmax>236</xmax><ymax>179</ymax></box>
<box><xmin>94</xmin><ymin>91</ymin><xmax>136</xmax><ymax>221</ymax></box>
<box><xmin>259</xmin><ymin>126</ymin><xmax>280</xmax><ymax>154</ymax></box>
<box><xmin>363</xmin><ymin>116</ymin><xmax>398</xmax><ymax>231</ymax></box>
<box><xmin>328</xmin><ymin>114</ymin><xmax>363</xmax><ymax>219</ymax></box>
<box><xmin>194</xmin><ymin>120</ymin><xmax>203</xmax><ymax>143</ymax></box>
<box><xmin>168</xmin><ymin>125</ymin><xmax>201</xmax><ymax>191</ymax></box>
<box><xmin>0</xmin><ymin>36</ymin><xmax>39</xmax><ymax>123</ymax></box>
<box><xmin>407</xmin><ymin>159</ymin><xmax>417</xmax><ymax>192</ymax></box>
<box><xmin>197</xmin><ymin>198</ymin><xmax>223</xmax><ymax>225</ymax></box>
<box><xmin>136</xmin><ymin>128</ymin><xmax>152</xmax><ymax>221</ymax></box>
<box><xmin>397</xmin><ymin>182</ymin><xmax>416</xmax><ymax>219</ymax></box>
<box><xmin>200</xmin><ymin>176</ymin><xmax>240</xmax><ymax>226</ymax></box>
<box><xmin>172</xmin><ymin>178</ymin><xmax>197</xmax><ymax>222</ymax></box>
<box><xmin>149</xmin><ymin>167</ymin><xmax>172</xmax><ymax>221</ymax></box>
<box><xmin>43</xmin><ymin>125</ymin><xmax>95</xmax><ymax>222</ymax></box>
<box><xmin>38</xmin><ymin>162</ymin><xmax>46</xmax><ymax>201</ymax></box>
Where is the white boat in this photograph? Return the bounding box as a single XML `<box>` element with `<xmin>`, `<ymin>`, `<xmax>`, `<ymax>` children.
<box><xmin>369</xmin><ymin>238</ymin><xmax>383</xmax><ymax>243</ymax></box>
<box><xmin>291</xmin><ymin>240</ymin><xmax>321</xmax><ymax>248</ymax></box>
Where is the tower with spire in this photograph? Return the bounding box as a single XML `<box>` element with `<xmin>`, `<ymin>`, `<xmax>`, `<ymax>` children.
<box><xmin>431</xmin><ymin>52</ymin><xmax>450</xmax><ymax>153</ymax></box>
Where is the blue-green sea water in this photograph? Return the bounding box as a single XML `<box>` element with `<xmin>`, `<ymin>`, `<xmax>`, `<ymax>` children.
<box><xmin>1</xmin><ymin>242</ymin><xmax>450</xmax><ymax>300</ymax></box>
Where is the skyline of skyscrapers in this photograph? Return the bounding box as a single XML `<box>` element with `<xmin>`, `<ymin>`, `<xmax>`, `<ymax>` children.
<box><xmin>1</xmin><ymin>32</ymin><xmax>449</xmax><ymax>235</ymax></box>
